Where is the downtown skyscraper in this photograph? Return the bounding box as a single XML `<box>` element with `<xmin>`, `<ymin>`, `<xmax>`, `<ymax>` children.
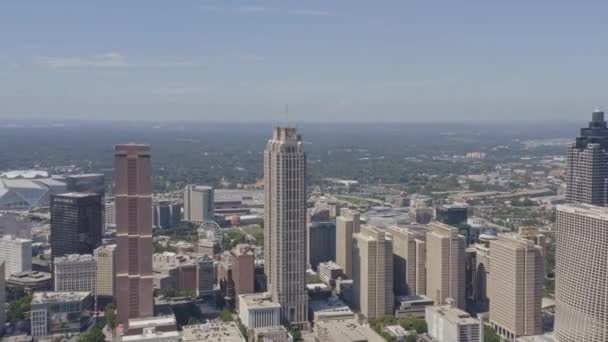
<box><xmin>565</xmin><ymin>108</ymin><xmax>608</xmax><ymax>206</ymax></box>
<box><xmin>114</xmin><ymin>144</ymin><xmax>154</xmax><ymax>330</ymax></box>
<box><xmin>555</xmin><ymin>204</ymin><xmax>608</xmax><ymax>341</ymax></box>
<box><xmin>264</xmin><ymin>127</ymin><xmax>307</xmax><ymax>327</ymax></box>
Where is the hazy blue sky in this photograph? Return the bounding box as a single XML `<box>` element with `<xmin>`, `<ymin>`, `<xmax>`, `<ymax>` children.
<box><xmin>1</xmin><ymin>1</ymin><xmax>607</xmax><ymax>121</ymax></box>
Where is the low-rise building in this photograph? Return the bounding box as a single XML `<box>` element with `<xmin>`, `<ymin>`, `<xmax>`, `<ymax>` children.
<box><xmin>394</xmin><ymin>295</ymin><xmax>434</xmax><ymax>319</ymax></box>
<box><xmin>121</xmin><ymin>327</ymin><xmax>180</xmax><ymax>342</ymax></box>
<box><xmin>30</xmin><ymin>291</ymin><xmax>93</xmax><ymax>338</ymax></box>
<box><xmin>238</xmin><ymin>292</ymin><xmax>281</xmax><ymax>329</ymax></box>
<box><xmin>182</xmin><ymin>322</ymin><xmax>246</xmax><ymax>342</ymax></box>
<box><xmin>126</xmin><ymin>315</ymin><xmax>177</xmax><ymax>336</ymax></box>
<box><xmin>250</xmin><ymin>325</ymin><xmax>290</xmax><ymax>342</ymax></box>
<box><xmin>425</xmin><ymin>304</ymin><xmax>483</xmax><ymax>342</ymax></box>
<box><xmin>6</xmin><ymin>271</ymin><xmax>52</xmax><ymax>294</ymax></box>
<box><xmin>318</xmin><ymin>261</ymin><xmax>344</xmax><ymax>287</ymax></box>
<box><xmin>309</xmin><ymin>295</ymin><xmax>354</xmax><ymax>321</ymax></box>
<box><xmin>383</xmin><ymin>325</ymin><xmax>413</xmax><ymax>342</ymax></box>
<box><xmin>314</xmin><ymin>317</ymin><xmax>384</xmax><ymax>342</ymax></box>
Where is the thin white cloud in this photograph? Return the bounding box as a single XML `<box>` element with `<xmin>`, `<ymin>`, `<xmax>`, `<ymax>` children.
<box><xmin>35</xmin><ymin>53</ymin><xmax>203</xmax><ymax>70</ymax></box>
<box><xmin>201</xmin><ymin>6</ymin><xmax>332</xmax><ymax>17</ymax></box>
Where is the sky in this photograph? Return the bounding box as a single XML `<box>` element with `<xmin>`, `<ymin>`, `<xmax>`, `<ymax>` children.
<box><xmin>1</xmin><ymin>1</ymin><xmax>607</xmax><ymax>122</ymax></box>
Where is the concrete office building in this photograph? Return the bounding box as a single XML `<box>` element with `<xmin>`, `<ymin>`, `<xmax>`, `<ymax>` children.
<box><xmin>94</xmin><ymin>244</ymin><xmax>116</xmax><ymax>298</ymax></box>
<box><xmin>121</xmin><ymin>327</ymin><xmax>180</xmax><ymax>342</ymax></box>
<box><xmin>30</xmin><ymin>291</ymin><xmax>93</xmax><ymax>338</ymax></box>
<box><xmin>53</xmin><ymin>254</ymin><xmax>96</xmax><ymax>292</ymax></box>
<box><xmin>114</xmin><ymin>144</ymin><xmax>154</xmax><ymax>330</ymax></box>
<box><xmin>318</xmin><ymin>261</ymin><xmax>344</xmax><ymax>286</ymax></box>
<box><xmin>555</xmin><ymin>204</ymin><xmax>608</xmax><ymax>341</ymax></box>
<box><xmin>50</xmin><ymin>192</ymin><xmax>102</xmax><ymax>259</ymax></box>
<box><xmin>232</xmin><ymin>244</ymin><xmax>255</xmax><ymax>298</ymax></box>
<box><xmin>184</xmin><ymin>185</ymin><xmax>214</xmax><ymax>223</ymax></box>
<box><xmin>182</xmin><ymin>322</ymin><xmax>246</xmax><ymax>342</ymax></box>
<box><xmin>251</xmin><ymin>326</ymin><xmax>290</xmax><ymax>342</ymax></box>
<box><xmin>353</xmin><ymin>225</ymin><xmax>394</xmax><ymax>320</ymax></box>
<box><xmin>425</xmin><ymin>304</ymin><xmax>483</xmax><ymax>342</ymax></box>
<box><xmin>426</xmin><ymin>222</ymin><xmax>466</xmax><ymax>309</ymax></box>
<box><xmin>105</xmin><ymin>197</ymin><xmax>116</xmax><ymax>229</ymax></box>
<box><xmin>153</xmin><ymin>252</ymin><xmax>198</xmax><ymax>292</ymax></box>
<box><xmin>264</xmin><ymin>127</ymin><xmax>308</xmax><ymax>326</ymax></box>
<box><xmin>0</xmin><ymin>234</ymin><xmax>32</xmax><ymax>279</ymax></box>
<box><xmin>238</xmin><ymin>292</ymin><xmax>281</xmax><ymax>330</ymax></box>
<box><xmin>153</xmin><ymin>199</ymin><xmax>182</xmax><ymax>229</ymax></box>
<box><xmin>387</xmin><ymin>225</ymin><xmax>427</xmax><ymax>296</ymax></box>
<box><xmin>7</xmin><ymin>271</ymin><xmax>53</xmax><ymax>293</ymax></box>
<box><xmin>565</xmin><ymin>109</ymin><xmax>608</xmax><ymax>206</ymax></box>
<box><xmin>488</xmin><ymin>235</ymin><xmax>543</xmax><ymax>341</ymax></box>
<box><xmin>335</xmin><ymin>209</ymin><xmax>360</xmax><ymax>278</ymax></box>
<box><xmin>308</xmin><ymin>221</ymin><xmax>336</xmax><ymax>270</ymax></box>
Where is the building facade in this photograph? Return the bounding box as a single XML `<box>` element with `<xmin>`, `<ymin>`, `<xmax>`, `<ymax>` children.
<box><xmin>352</xmin><ymin>225</ymin><xmax>394</xmax><ymax>320</ymax></box>
<box><xmin>555</xmin><ymin>204</ymin><xmax>608</xmax><ymax>341</ymax></box>
<box><xmin>53</xmin><ymin>254</ymin><xmax>96</xmax><ymax>292</ymax></box>
<box><xmin>308</xmin><ymin>221</ymin><xmax>336</xmax><ymax>270</ymax></box>
<box><xmin>488</xmin><ymin>235</ymin><xmax>543</xmax><ymax>341</ymax></box>
<box><xmin>387</xmin><ymin>226</ymin><xmax>427</xmax><ymax>297</ymax></box>
<box><xmin>0</xmin><ymin>262</ymin><xmax>5</xmax><ymax>335</ymax></box>
<box><xmin>183</xmin><ymin>185</ymin><xmax>214</xmax><ymax>223</ymax></box>
<box><xmin>114</xmin><ymin>144</ymin><xmax>154</xmax><ymax>330</ymax></box>
<box><xmin>94</xmin><ymin>244</ymin><xmax>116</xmax><ymax>298</ymax></box>
<box><xmin>238</xmin><ymin>292</ymin><xmax>282</xmax><ymax>330</ymax></box>
<box><xmin>50</xmin><ymin>192</ymin><xmax>103</xmax><ymax>259</ymax></box>
<box><xmin>264</xmin><ymin>127</ymin><xmax>308</xmax><ymax>326</ymax></box>
<box><xmin>335</xmin><ymin>209</ymin><xmax>360</xmax><ymax>278</ymax></box>
<box><xmin>425</xmin><ymin>304</ymin><xmax>483</xmax><ymax>342</ymax></box>
<box><xmin>0</xmin><ymin>234</ymin><xmax>32</xmax><ymax>279</ymax></box>
<box><xmin>426</xmin><ymin>222</ymin><xmax>466</xmax><ymax>309</ymax></box>
<box><xmin>565</xmin><ymin>109</ymin><xmax>608</xmax><ymax>206</ymax></box>
<box><xmin>30</xmin><ymin>291</ymin><xmax>93</xmax><ymax>338</ymax></box>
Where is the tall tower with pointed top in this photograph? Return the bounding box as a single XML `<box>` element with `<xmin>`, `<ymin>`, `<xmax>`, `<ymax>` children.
<box><xmin>264</xmin><ymin>126</ymin><xmax>308</xmax><ymax>327</ymax></box>
<box><xmin>566</xmin><ymin>108</ymin><xmax>608</xmax><ymax>206</ymax></box>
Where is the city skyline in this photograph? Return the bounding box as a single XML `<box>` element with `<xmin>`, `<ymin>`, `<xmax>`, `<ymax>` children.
<box><xmin>2</xmin><ymin>2</ymin><xmax>608</xmax><ymax>121</ymax></box>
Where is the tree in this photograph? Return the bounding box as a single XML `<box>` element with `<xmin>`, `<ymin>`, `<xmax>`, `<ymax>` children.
<box><xmin>78</xmin><ymin>324</ymin><xmax>104</xmax><ymax>342</ymax></box>
<box><xmin>406</xmin><ymin>333</ymin><xmax>418</xmax><ymax>342</ymax></box>
<box><xmin>399</xmin><ymin>315</ymin><xmax>427</xmax><ymax>334</ymax></box>
<box><xmin>6</xmin><ymin>294</ymin><xmax>32</xmax><ymax>322</ymax></box>
<box><xmin>484</xmin><ymin>325</ymin><xmax>501</xmax><ymax>342</ymax></box>
<box><xmin>288</xmin><ymin>326</ymin><xmax>302</xmax><ymax>341</ymax></box>
<box><xmin>220</xmin><ymin>308</ymin><xmax>233</xmax><ymax>322</ymax></box>
<box><xmin>105</xmin><ymin>304</ymin><xmax>116</xmax><ymax>329</ymax></box>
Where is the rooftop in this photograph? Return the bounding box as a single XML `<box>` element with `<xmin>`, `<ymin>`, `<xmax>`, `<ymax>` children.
<box><xmin>239</xmin><ymin>292</ymin><xmax>281</xmax><ymax>309</ymax></box>
<box><xmin>128</xmin><ymin>315</ymin><xmax>177</xmax><ymax>330</ymax></box>
<box><xmin>315</xmin><ymin>318</ymin><xmax>383</xmax><ymax>342</ymax></box>
<box><xmin>53</xmin><ymin>192</ymin><xmax>99</xmax><ymax>198</ymax></box>
<box><xmin>0</xmin><ymin>170</ymin><xmax>49</xmax><ymax>179</ymax></box>
<box><xmin>54</xmin><ymin>253</ymin><xmax>95</xmax><ymax>263</ymax></box>
<box><xmin>0</xmin><ymin>234</ymin><xmax>32</xmax><ymax>243</ymax></box>
<box><xmin>8</xmin><ymin>271</ymin><xmax>52</xmax><ymax>283</ymax></box>
<box><xmin>32</xmin><ymin>291</ymin><xmax>91</xmax><ymax>304</ymax></box>
<box><xmin>318</xmin><ymin>261</ymin><xmax>343</xmax><ymax>271</ymax></box>
<box><xmin>426</xmin><ymin>305</ymin><xmax>480</xmax><ymax>325</ymax></box>
<box><xmin>182</xmin><ymin>322</ymin><xmax>245</xmax><ymax>342</ymax></box>
<box><xmin>557</xmin><ymin>203</ymin><xmax>608</xmax><ymax>220</ymax></box>
<box><xmin>121</xmin><ymin>328</ymin><xmax>180</xmax><ymax>341</ymax></box>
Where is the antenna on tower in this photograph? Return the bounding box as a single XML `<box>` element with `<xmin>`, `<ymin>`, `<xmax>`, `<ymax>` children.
<box><xmin>285</xmin><ymin>104</ymin><xmax>289</xmax><ymax>124</ymax></box>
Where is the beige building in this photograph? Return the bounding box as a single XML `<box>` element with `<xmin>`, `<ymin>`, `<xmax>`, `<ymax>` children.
<box><xmin>353</xmin><ymin>225</ymin><xmax>394</xmax><ymax>320</ymax></box>
<box><xmin>264</xmin><ymin>127</ymin><xmax>308</xmax><ymax>327</ymax></box>
<box><xmin>94</xmin><ymin>244</ymin><xmax>116</xmax><ymax>297</ymax></box>
<box><xmin>335</xmin><ymin>209</ymin><xmax>360</xmax><ymax>277</ymax></box>
<box><xmin>426</xmin><ymin>222</ymin><xmax>465</xmax><ymax>309</ymax></box>
<box><xmin>555</xmin><ymin>204</ymin><xmax>608</xmax><ymax>341</ymax></box>
<box><xmin>53</xmin><ymin>254</ymin><xmax>96</xmax><ymax>292</ymax></box>
<box><xmin>314</xmin><ymin>317</ymin><xmax>384</xmax><ymax>342</ymax></box>
<box><xmin>387</xmin><ymin>225</ymin><xmax>427</xmax><ymax>296</ymax></box>
<box><xmin>183</xmin><ymin>185</ymin><xmax>214</xmax><ymax>223</ymax></box>
<box><xmin>488</xmin><ymin>235</ymin><xmax>544</xmax><ymax>341</ymax></box>
<box><xmin>0</xmin><ymin>234</ymin><xmax>32</xmax><ymax>279</ymax></box>
<box><xmin>182</xmin><ymin>322</ymin><xmax>245</xmax><ymax>342</ymax></box>
<box><xmin>250</xmin><ymin>326</ymin><xmax>290</xmax><ymax>342</ymax></box>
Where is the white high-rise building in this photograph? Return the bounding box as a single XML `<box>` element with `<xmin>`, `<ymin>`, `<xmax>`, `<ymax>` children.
<box><xmin>264</xmin><ymin>126</ymin><xmax>308</xmax><ymax>327</ymax></box>
<box><xmin>555</xmin><ymin>204</ymin><xmax>608</xmax><ymax>341</ymax></box>
<box><xmin>53</xmin><ymin>254</ymin><xmax>96</xmax><ymax>292</ymax></box>
<box><xmin>0</xmin><ymin>234</ymin><xmax>32</xmax><ymax>279</ymax></box>
<box><xmin>183</xmin><ymin>185</ymin><xmax>214</xmax><ymax>223</ymax></box>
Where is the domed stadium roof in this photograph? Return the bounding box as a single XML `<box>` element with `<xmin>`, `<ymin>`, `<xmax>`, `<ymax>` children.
<box><xmin>0</xmin><ymin>170</ymin><xmax>49</xmax><ymax>179</ymax></box>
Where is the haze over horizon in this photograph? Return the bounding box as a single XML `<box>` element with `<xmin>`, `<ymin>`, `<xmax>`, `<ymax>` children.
<box><xmin>1</xmin><ymin>1</ymin><xmax>607</xmax><ymax>122</ymax></box>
